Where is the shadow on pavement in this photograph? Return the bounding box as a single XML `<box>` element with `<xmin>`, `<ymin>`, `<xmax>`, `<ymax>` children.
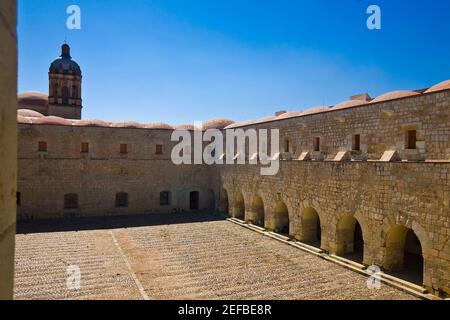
<box><xmin>17</xmin><ymin>211</ymin><xmax>227</xmax><ymax>234</ymax></box>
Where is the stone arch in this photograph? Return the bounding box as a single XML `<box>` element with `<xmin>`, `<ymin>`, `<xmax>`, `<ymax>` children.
<box><xmin>384</xmin><ymin>224</ymin><xmax>425</xmax><ymax>285</ymax></box>
<box><xmin>300</xmin><ymin>207</ymin><xmax>321</xmax><ymax>247</ymax></box>
<box><xmin>270</xmin><ymin>200</ymin><xmax>289</xmax><ymax>235</ymax></box>
<box><xmin>246</xmin><ymin>194</ymin><xmax>265</xmax><ymax>227</ymax></box>
<box><xmin>219</xmin><ymin>187</ymin><xmax>229</xmax><ymax>215</ymax></box>
<box><xmin>335</xmin><ymin>214</ymin><xmax>364</xmax><ymax>263</ymax></box>
<box><xmin>231</xmin><ymin>191</ymin><xmax>245</xmax><ymax>220</ymax></box>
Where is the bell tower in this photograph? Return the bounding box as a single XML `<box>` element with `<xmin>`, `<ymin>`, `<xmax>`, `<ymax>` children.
<box><xmin>48</xmin><ymin>43</ymin><xmax>83</xmax><ymax>119</ymax></box>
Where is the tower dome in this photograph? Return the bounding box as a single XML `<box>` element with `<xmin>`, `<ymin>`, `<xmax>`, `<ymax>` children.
<box><xmin>49</xmin><ymin>43</ymin><xmax>81</xmax><ymax>75</ymax></box>
<box><xmin>48</xmin><ymin>43</ymin><xmax>83</xmax><ymax>119</ymax></box>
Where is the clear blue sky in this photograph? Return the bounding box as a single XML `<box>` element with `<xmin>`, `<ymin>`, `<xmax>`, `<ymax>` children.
<box><xmin>18</xmin><ymin>0</ymin><xmax>450</xmax><ymax>124</ymax></box>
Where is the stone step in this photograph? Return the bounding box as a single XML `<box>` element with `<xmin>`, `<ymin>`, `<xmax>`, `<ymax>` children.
<box><xmin>380</xmin><ymin>273</ymin><xmax>428</xmax><ymax>294</ymax></box>
<box><xmin>328</xmin><ymin>254</ymin><xmax>366</xmax><ymax>270</ymax></box>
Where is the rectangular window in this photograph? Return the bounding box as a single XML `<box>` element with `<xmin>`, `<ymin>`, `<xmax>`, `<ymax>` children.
<box><xmin>81</xmin><ymin>142</ymin><xmax>89</xmax><ymax>153</ymax></box>
<box><xmin>407</xmin><ymin>130</ymin><xmax>417</xmax><ymax>149</ymax></box>
<box><xmin>115</xmin><ymin>193</ymin><xmax>128</xmax><ymax>207</ymax></box>
<box><xmin>353</xmin><ymin>134</ymin><xmax>361</xmax><ymax>151</ymax></box>
<box><xmin>284</xmin><ymin>139</ymin><xmax>290</xmax><ymax>153</ymax></box>
<box><xmin>64</xmin><ymin>194</ymin><xmax>79</xmax><ymax>209</ymax></box>
<box><xmin>120</xmin><ymin>144</ymin><xmax>128</xmax><ymax>154</ymax></box>
<box><xmin>38</xmin><ymin>141</ymin><xmax>47</xmax><ymax>152</ymax></box>
<box><xmin>155</xmin><ymin>144</ymin><xmax>163</xmax><ymax>155</ymax></box>
<box><xmin>16</xmin><ymin>192</ymin><xmax>21</xmax><ymax>206</ymax></box>
<box><xmin>160</xmin><ymin>191</ymin><xmax>170</xmax><ymax>206</ymax></box>
<box><xmin>314</xmin><ymin>137</ymin><xmax>320</xmax><ymax>152</ymax></box>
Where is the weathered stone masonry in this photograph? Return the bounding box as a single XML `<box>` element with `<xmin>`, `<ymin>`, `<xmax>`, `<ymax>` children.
<box><xmin>14</xmin><ymin>40</ymin><xmax>450</xmax><ymax>297</ymax></box>
<box><xmin>217</xmin><ymin>161</ymin><xmax>450</xmax><ymax>297</ymax></box>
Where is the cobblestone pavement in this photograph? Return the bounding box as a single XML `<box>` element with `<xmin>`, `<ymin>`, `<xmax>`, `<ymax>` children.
<box><xmin>14</xmin><ymin>213</ymin><xmax>417</xmax><ymax>300</ymax></box>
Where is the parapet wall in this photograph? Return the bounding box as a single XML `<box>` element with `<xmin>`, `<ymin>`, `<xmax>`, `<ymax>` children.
<box><xmin>228</xmin><ymin>89</ymin><xmax>450</xmax><ymax>162</ymax></box>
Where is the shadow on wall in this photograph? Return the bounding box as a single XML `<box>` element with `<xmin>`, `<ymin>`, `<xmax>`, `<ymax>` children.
<box><xmin>16</xmin><ymin>211</ymin><xmax>227</xmax><ymax>234</ymax></box>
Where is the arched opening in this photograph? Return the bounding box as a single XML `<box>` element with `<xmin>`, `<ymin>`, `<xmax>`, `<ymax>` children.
<box><xmin>273</xmin><ymin>201</ymin><xmax>289</xmax><ymax>235</ymax></box>
<box><xmin>189</xmin><ymin>191</ymin><xmax>200</xmax><ymax>210</ymax></box>
<box><xmin>159</xmin><ymin>191</ymin><xmax>171</xmax><ymax>206</ymax></box>
<box><xmin>248</xmin><ymin>195</ymin><xmax>264</xmax><ymax>227</ymax></box>
<box><xmin>64</xmin><ymin>193</ymin><xmax>78</xmax><ymax>209</ymax></box>
<box><xmin>384</xmin><ymin>225</ymin><xmax>424</xmax><ymax>285</ymax></box>
<box><xmin>72</xmin><ymin>85</ymin><xmax>78</xmax><ymax>99</ymax></box>
<box><xmin>219</xmin><ymin>188</ymin><xmax>229</xmax><ymax>216</ymax></box>
<box><xmin>62</xmin><ymin>86</ymin><xmax>69</xmax><ymax>103</ymax></box>
<box><xmin>335</xmin><ymin>215</ymin><xmax>364</xmax><ymax>263</ymax></box>
<box><xmin>301</xmin><ymin>207</ymin><xmax>321</xmax><ymax>248</ymax></box>
<box><xmin>232</xmin><ymin>192</ymin><xmax>245</xmax><ymax>220</ymax></box>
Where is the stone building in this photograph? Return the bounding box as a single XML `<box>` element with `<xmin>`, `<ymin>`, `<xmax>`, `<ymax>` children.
<box><xmin>14</xmin><ymin>43</ymin><xmax>450</xmax><ymax>298</ymax></box>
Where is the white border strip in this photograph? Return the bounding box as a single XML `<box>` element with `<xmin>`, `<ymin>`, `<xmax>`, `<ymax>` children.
<box><xmin>110</xmin><ymin>230</ymin><xmax>150</xmax><ymax>300</ymax></box>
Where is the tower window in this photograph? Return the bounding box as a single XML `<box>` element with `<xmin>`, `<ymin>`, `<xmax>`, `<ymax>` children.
<box><xmin>120</xmin><ymin>144</ymin><xmax>128</xmax><ymax>154</ymax></box>
<box><xmin>115</xmin><ymin>193</ymin><xmax>128</xmax><ymax>207</ymax></box>
<box><xmin>72</xmin><ymin>85</ymin><xmax>78</xmax><ymax>99</ymax></box>
<box><xmin>353</xmin><ymin>134</ymin><xmax>361</xmax><ymax>151</ymax></box>
<box><xmin>53</xmin><ymin>83</ymin><xmax>58</xmax><ymax>97</ymax></box>
<box><xmin>160</xmin><ymin>191</ymin><xmax>171</xmax><ymax>206</ymax></box>
<box><xmin>407</xmin><ymin>130</ymin><xmax>417</xmax><ymax>149</ymax></box>
<box><xmin>81</xmin><ymin>142</ymin><xmax>89</xmax><ymax>153</ymax></box>
<box><xmin>64</xmin><ymin>194</ymin><xmax>78</xmax><ymax>209</ymax></box>
<box><xmin>16</xmin><ymin>192</ymin><xmax>21</xmax><ymax>206</ymax></box>
<box><xmin>62</xmin><ymin>86</ymin><xmax>69</xmax><ymax>103</ymax></box>
<box><xmin>38</xmin><ymin>141</ymin><xmax>47</xmax><ymax>152</ymax></box>
<box><xmin>155</xmin><ymin>144</ymin><xmax>163</xmax><ymax>155</ymax></box>
<box><xmin>314</xmin><ymin>137</ymin><xmax>321</xmax><ymax>152</ymax></box>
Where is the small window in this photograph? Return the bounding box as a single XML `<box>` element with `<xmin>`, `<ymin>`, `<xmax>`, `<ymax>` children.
<box><xmin>81</xmin><ymin>142</ymin><xmax>89</xmax><ymax>153</ymax></box>
<box><xmin>115</xmin><ymin>192</ymin><xmax>128</xmax><ymax>207</ymax></box>
<box><xmin>64</xmin><ymin>193</ymin><xmax>78</xmax><ymax>209</ymax></box>
<box><xmin>353</xmin><ymin>134</ymin><xmax>361</xmax><ymax>151</ymax></box>
<box><xmin>120</xmin><ymin>144</ymin><xmax>128</xmax><ymax>154</ymax></box>
<box><xmin>38</xmin><ymin>141</ymin><xmax>47</xmax><ymax>152</ymax></box>
<box><xmin>53</xmin><ymin>83</ymin><xmax>58</xmax><ymax>97</ymax></box>
<box><xmin>407</xmin><ymin>130</ymin><xmax>417</xmax><ymax>149</ymax></box>
<box><xmin>314</xmin><ymin>137</ymin><xmax>320</xmax><ymax>152</ymax></box>
<box><xmin>160</xmin><ymin>191</ymin><xmax>171</xmax><ymax>206</ymax></box>
<box><xmin>16</xmin><ymin>192</ymin><xmax>21</xmax><ymax>206</ymax></box>
<box><xmin>284</xmin><ymin>139</ymin><xmax>290</xmax><ymax>153</ymax></box>
<box><xmin>72</xmin><ymin>85</ymin><xmax>78</xmax><ymax>99</ymax></box>
<box><xmin>155</xmin><ymin>144</ymin><xmax>163</xmax><ymax>155</ymax></box>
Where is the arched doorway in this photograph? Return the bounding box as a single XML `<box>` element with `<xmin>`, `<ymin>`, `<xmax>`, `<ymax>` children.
<box><xmin>248</xmin><ymin>195</ymin><xmax>264</xmax><ymax>227</ymax></box>
<box><xmin>189</xmin><ymin>191</ymin><xmax>199</xmax><ymax>210</ymax></box>
<box><xmin>233</xmin><ymin>192</ymin><xmax>245</xmax><ymax>220</ymax></box>
<box><xmin>335</xmin><ymin>215</ymin><xmax>364</xmax><ymax>263</ymax></box>
<box><xmin>301</xmin><ymin>207</ymin><xmax>321</xmax><ymax>248</ymax></box>
<box><xmin>219</xmin><ymin>188</ymin><xmax>229</xmax><ymax>216</ymax></box>
<box><xmin>273</xmin><ymin>201</ymin><xmax>289</xmax><ymax>235</ymax></box>
<box><xmin>384</xmin><ymin>225</ymin><xmax>424</xmax><ymax>285</ymax></box>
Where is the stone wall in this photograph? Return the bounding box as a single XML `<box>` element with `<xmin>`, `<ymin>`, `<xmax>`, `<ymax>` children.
<box><xmin>17</xmin><ymin>125</ymin><xmax>215</xmax><ymax>219</ymax></box>
<box><xmin>216</xmin><ymin>161</ymin><xmax>450</xmax><ymax>296</ymax></box>
<box><xmin>0</xmin><ymin>0</ymin><xmax>17</xmax><ymax>300</ymax></box>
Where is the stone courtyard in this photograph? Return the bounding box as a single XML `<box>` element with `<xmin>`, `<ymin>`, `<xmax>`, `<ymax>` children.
<box><xmin>14</xmin><ymin>213</ymin><xmax>417</xmax><ymax>300</ymax></box>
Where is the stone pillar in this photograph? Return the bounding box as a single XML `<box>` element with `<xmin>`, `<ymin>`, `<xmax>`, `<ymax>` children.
<box><xmin>0</xmin><ymin>0</ymin><xmax>17</xmax><ymax>300</ymax></box>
